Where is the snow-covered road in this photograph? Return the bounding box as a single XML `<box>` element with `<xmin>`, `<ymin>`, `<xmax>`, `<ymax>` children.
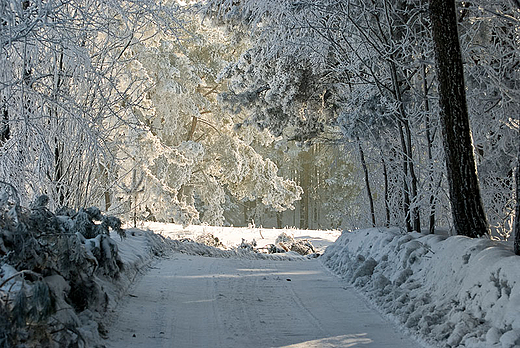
<box><xmin>106</xmin><ymin>254</ymin><xmax>419</xmax><ymax>348</ymax></box>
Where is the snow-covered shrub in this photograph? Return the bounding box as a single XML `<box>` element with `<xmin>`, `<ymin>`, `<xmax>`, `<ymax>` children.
<box><xmin>237</xmin><ymin>238</ymin><xmax>257</xmax><ymax>251</ymax></box>
<box><xmin>269</xmin><ymin>232</ymin><xmax>316</xmax><ymax>255</ymax></box>
<box><xmin>195</xmin><ymin>233</ymin><xmax>224</xmax><ymax>248</ymax></box>
<box><xmin>275</xmin><ymin>232</ymin><xmax>294</xmax><ymax>244</ymax></box>
<box><xmin>289</xmin><ymin>239</ymin><xmax>316</xmax><ymax>256</ymax></box>
<box><xmin>267</xmin><ymin>243</ymin><xmax>287</xmax><ymax>254</ymax></box>
<box><xmin>0</xmin><ymin>186</ymin><xmax>126</xmax><ymax>347</ymax></box>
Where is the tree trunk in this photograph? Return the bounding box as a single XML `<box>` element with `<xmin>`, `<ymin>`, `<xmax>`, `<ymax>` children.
<box><xmin>381</xmin><ymin>154</ymin><xmax>390</xmax><ymax>227</ymax></box>
<box><xmin>398</xmin><ymin>124</ymin><xmax>412</xmax><ymax>232</ymax></box>
<box><xmin>299</xmin><ymin>149</ymin><xmax>311</xmax><ymax>230</ymax></box>
<box><xmin>276</xmin><ymin>211</ymin><xmax>283</xmax><ymax>229</ymax></box>
<box><xmin>404</xmin><ymin>120</ymin><xmax>421</xmax><ymax>232</ymax></box>
<box><xmin>429</xmin><ymin>0</ymin><xmax>489</xmax><ymax>237</ymax></box>
<box><xmin>383</xmin><ymin>3</ymin><xmax>420</xmax><ymax>232</ymax></box>
<box><xmin>52</xmin><ymin>50</ymin><xmax>67</xmax><ymax>207</ymax></box>
<box><xmin>244</xmin><ymin>199</ymin><xmax>256</xmax><ymax>226</ymax></box>
<box><xmin>514</xmin><ymin>160</ymin><xmax>520</xmax><ymax>255</ymax></box>
<box><xmin>423</xmin><ymin>61</ymin><xmax>437</xmax><ymax>235</ymax></box>
<box><xmin>54</xmin><ymin>140</ymin><xmax>66</xmax><ymax>206</ymax></box>
<box><xmin>358</xmin><ymin>138</ymin><xmax>376</xmax><ymax>227</ymax></box>
<box><xmin>0</xmin><ymin>99</ymin><xmax>9</xmax><ymax>145</ymax></box>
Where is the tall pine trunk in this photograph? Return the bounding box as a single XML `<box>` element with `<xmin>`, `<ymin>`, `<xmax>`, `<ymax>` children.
<box><xmin>423</xmin><ymin>61</ymin><xmax>437</xmax><ymax>235</ymax></box>
<box><xmin>381</xmin><ymin>154</ymin><xmax>390</xmax><ymax>227</ymax></box>
<box><xmin>429</xmin><ymin>0</ymin><xmax>489</xmax><ymax>237</ymax></box>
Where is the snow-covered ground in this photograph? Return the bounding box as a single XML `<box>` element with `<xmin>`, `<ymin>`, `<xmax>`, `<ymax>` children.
<box><xmin>106</xmin><ymin>224</ymin><xmax>418</xmax><ymax>348</ymax></box>
<box><xmin>322</xmin><ymin>228</ymin><xmax>520</xmax><ymax>348</ymax></box>
<box><xmin>141</xmin><ymin>222</ymin><xmax>341</xmax><ymax>254</ymax></box>
<box><xmin>102</xmin><ymin>223</ymin><xmax>520</xmax><ymax>348</ymax></box>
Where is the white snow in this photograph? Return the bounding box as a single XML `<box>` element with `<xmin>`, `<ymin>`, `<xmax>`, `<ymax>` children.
<box><xmin>106</xmin><ymin>252</ymin><xmax>418</xmax><ymax>347</ymax></box>
<box><xmin>101</xmin><ymin>224</ymin><xmax>520</xmax><ymax>348</ymax></box>
<box><xmin>140</xmin><ymin>221</ymin><xmax>341</xmax><ymax>254</ymax></box>
<box><xmin>322</xmin><ymin>227</ymin><xmax>520</xmax><ymax>348</ymax></box>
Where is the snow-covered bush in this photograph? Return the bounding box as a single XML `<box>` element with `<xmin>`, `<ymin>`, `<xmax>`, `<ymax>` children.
<box><xmin>268</xmin><ymin>232</ymin><xmax>316</xmax><ymax>255</ymax></box>
<box><xmin>195</xmin><ymin>233</ymin><xmax>225</xmax><ymax>248</ymax></box>
<box><xmin>275</xmin><ymin>232</ymin><xmax>295</xmax><ymax>245</ymax></box>
<box><xmin>0</xmin><ymin>185</ymin><xmax>126</xmax><ymax>347</ymax></box>
<box><xmin>237</xmin><ymin>238</ymin><xmax>257</xmax><ymax>251</ymax></box>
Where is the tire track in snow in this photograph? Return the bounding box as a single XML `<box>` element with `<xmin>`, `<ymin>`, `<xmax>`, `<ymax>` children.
<box><xmin>106</xmin><ymin>254</ymin><xmax>421</xmax><ymax>348</ymax></box>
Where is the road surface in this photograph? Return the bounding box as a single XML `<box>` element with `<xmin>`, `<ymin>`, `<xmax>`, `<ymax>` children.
<box><xmin>106</xmin><ymin>254</ymin><xmax>419</xmax><ymax>347</ymax></box>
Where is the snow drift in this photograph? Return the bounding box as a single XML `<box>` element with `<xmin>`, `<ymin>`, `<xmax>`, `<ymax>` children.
<box><xmin>321</xmin><ymin>228</ymin><xmax>520</xmax><ymax>348</ymax></box>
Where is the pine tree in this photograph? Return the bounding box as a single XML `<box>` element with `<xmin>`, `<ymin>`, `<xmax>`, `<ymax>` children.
<box><xmin>429</xmin><ymin>0</ymin><xmax>489</xmax><ymax>237</ymax></box>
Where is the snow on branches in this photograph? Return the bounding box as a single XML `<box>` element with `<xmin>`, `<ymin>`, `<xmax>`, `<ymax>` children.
<box><xmin>0</xmin><ymin>184</ymin><xmax>125</xmax><ymax>347</ymax></box>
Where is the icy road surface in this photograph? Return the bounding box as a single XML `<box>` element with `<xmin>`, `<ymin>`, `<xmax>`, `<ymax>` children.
<box><xmin>106</xmin><ymin>254</ymin><xmax>419</xmax><ymax>348</ymax></box>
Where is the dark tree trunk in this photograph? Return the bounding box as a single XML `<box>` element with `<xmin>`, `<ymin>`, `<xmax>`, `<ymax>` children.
<box><xmin>53</xmin><ymin>51</ymin><xmax>67</xmax><ymax>207</ymax></box>
<box><xmin>381</xmin><ymin>154</ymin><xmax>390</xmax><ymax>227</ymax></box>
<box><xmin>299</xmin><ymin>149</ymin><xmax>311</xmax><ymax>230</ymax></box>
<box><xmin>429</xmin><ymin>0</ymin><xmax>489</xmax><ymax>237</ymax></box>
<box><xmin>423</xmin><ymin>61</ymin><xmax>437</xmax><ymax>235</ymax></box>
<box><xmin>514</xmin><ymin>157</ymin><xmax>520</xmax><ymax>255</ymax></box>
<box><xmin>398</xmin><ymin>124</ymin><xmax>412</xmax><ymax>232</ymax></box>
<box><xmin>0</xmin><ymin>100</ymin><xmax>9</xmax><ymax>144</ymax></box>
<box><xmin>358</xmin><ymin>138</ymin><xmax>376</xmax><ymax>227</ymax></box>
<box><xmin>54</xmin><ymin>140</ymin><xmax>66</xmax><ymax>206</ymax></box>
<box><xmin>404</xmin><ymin>120</ymin><xmax>421</xmax><ymax>233</ymax></box>
<box><xmin>276</xmin><ymin>211</ymin><xmax>283</xmax><ymax>229</ymax></box>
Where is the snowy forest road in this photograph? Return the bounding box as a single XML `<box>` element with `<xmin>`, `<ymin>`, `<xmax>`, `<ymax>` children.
<box><xmin>106</xmin><ymin>254</ymin><xmax>419</xmax><ymax>348</ymax></box>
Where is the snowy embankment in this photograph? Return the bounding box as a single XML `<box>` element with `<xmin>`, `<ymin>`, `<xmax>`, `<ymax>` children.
<box><xmin>321</xmin><ymin>228</ymin><xmax>520</xmax><ymax>348</ymax></box>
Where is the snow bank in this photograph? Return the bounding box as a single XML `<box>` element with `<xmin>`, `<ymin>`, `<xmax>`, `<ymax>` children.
<box><xmin>321</xmin><ymin>228</ymin><xmax>520</xmax><ymax>348</ymax></box>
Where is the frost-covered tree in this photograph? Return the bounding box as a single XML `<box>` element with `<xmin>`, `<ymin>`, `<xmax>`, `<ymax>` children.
<box><xmin>0</xmin><ymin>0</ymin><xmax>301</xmax><ymax>226</ymax></box>
<box><xmin>108</xmin><ymin>14</ymin><xmax>302</xmax><ymax>225</ymax></box>
<box><xmin>429</xmin><ymin>0</ymin><xmax>489</xmax><ymax>238</ymax></box>
<box><xmin>203</xmin><ymin>0</ymin><xmax>519</xmax><ymax>238</ymax></box>
<box><xmin>459</xmin><ymin>1</ymin><xmax>520</xmax><ymax>239</ymax></box>
<box><xmin>0</xmin><ymin>0</ymin><xmax>186</xmax><ymax>210</ymax></box>
<box><xmin>203</xmin><ymin>0</ymin><xmax>442</xmax><ymax>232</ymax></box>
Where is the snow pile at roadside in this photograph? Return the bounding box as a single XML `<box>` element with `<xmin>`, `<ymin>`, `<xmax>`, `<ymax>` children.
<box><xmin>105</xmin><ymin>228</ymin><xmax>170</xmax><ymax>301</ymax></box>
<box><xmin>321</xmin><ymin>228</ymin><xmax>520</xmax><ymax>348</ymax></box>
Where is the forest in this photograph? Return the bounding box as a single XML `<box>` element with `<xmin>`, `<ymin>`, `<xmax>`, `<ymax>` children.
<box><xmin>0</xmin><ymin>0</ymin><xmax>519</xmax><ymax>347</ymax></box>
<box><xmin>0</xmin><ymin>0</ymin><xmax>518</xmax><ymax>239</ymax></box>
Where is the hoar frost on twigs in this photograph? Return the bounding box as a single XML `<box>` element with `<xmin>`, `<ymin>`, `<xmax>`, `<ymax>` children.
<box><xmin>0</xmin><ymin>183</ymin><xmax>126</xmax><ymax>347</ymax></box>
